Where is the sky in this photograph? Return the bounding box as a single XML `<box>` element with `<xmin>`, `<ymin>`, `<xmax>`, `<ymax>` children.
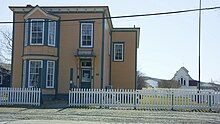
<box><xmin>0</xmin><ymin>0</ymin><xmax>220</xmax><ymax>83</ymax></box>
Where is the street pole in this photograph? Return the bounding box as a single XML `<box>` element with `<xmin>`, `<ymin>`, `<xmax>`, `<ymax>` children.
<box><xmin>198</xmin><ymin>0</ymin><xmax>202</xmax><ymax>91</ymax></box>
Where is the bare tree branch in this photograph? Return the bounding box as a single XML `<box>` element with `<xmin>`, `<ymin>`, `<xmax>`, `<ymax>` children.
<box><xmin>0</xmin><ymin>28</ymin><xmax>12</xmax><ymax>63</ymax></box>
<box><xmin>136</xmin><ymin>71</ymin><xmax>148</xmax><ymax>89</ymax></box>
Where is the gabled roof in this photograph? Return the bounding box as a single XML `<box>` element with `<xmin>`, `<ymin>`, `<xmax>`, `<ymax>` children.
<box><xmin>0</xmin><ymin>63</ymin><xmax>11</xmax><ymax>71</ymax></box>
<box><xmin>172</xmin><ymin>66</ymin><xmax>193</xmax><ymax>80</ymax></box>
<box><xmin>24</xmin><ymin>5</ymin><xmax>59</xmax><ymax>20</ymax></box>
<box><xmin>179</xmin><ymin>66</ymin><xmax>189</xmax><ymax>73</ymax></box>
<box><xmin>0</xmin><ymin>63</ymin><xmax>11</xmax><ymax>75</ymax></box>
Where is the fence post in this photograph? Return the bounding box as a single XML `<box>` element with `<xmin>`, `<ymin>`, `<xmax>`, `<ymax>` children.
<box><xmin>99</xmin><ymin>89</ymin><xmax>102</xmax><ymax>108</ymax></box>
<box><xmin>208</xmin><ymin>91</ymin><xmax>212</xmax><ymax>111</ymax></box>
<box><xmin>40</xmin><ymin>88</ymin><xmax>43</xmax><ymax>106</ymax></box>
<box><xmin>134</xmin><ymin>90</ymin><xmax>137</xmax><ymax>110</ymax></box>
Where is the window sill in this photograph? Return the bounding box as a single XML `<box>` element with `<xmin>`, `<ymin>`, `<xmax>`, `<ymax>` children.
<box><xmin>29</xmin><ymin>44</ymin><xmax>44</xmax><ymax>46</ymax></box>
<box><xmin>24</xmin><ymin>45</ymin><xmax>56</xmax><ymax>47</ymax></box>
<box><xmin>113</xmin><ymin>60</ymin><xmax>124</xmax><ymax>62</ymax></box>
<box><xmin>80</xmin><ymin>46</ymin><xmax>93</xmax><ymax>48</ymax></box>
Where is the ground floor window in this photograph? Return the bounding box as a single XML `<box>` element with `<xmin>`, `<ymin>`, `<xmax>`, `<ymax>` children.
<box><xmin>46</xmin><ymin>61</ymin><xmax>55</xmax><ymax>88</ymax></box>
<box><xmin>28</xmin><ymin>60</ymin><xmax>43</xmax><ymax>88</ymax></box>
<box><xmin>25</xmin><ymin>60</ymin><xmax>56</xmax><ymax>88</ymax></box>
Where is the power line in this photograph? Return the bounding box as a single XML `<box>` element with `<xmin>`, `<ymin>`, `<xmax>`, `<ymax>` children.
<box><xmin>0</xmin><ymin>6</ymin><xmax>220</xmax><ymax>24</ymax></box>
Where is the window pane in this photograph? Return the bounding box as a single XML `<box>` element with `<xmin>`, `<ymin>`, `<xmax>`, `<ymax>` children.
<box><xmin>29</xmin><ymin>60</ymin><xmax>42</xmax><ymax>87</ymax></box>
<box><xmin>81</xmin><ymin>23</ymin><xmax>93</xmax><ymax>47</ymax></box>
<box><xmin>114</xmin><ymin>43</ymin><xmax>123</xmax><ymax>61</ymax></box>
<box><xmin>46</xmin><ymin>61</ymin><xmax>55</xmax><ymax>88</ymax></box>
<box><xmin>31</xmin><ymin>19</ymin><xmax>44</xmax><ymax>44</ymax></box>
<box><xmin>48</xmin><ymin>21</ymin><xmax>56</xmax><ymax>46</ymax></box>
<box><xmin>24</xmin><ymin>21</ymin><xmax>29</xmax><ymax>46</ymax></box>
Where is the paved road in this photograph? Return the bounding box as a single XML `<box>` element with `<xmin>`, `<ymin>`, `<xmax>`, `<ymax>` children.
<box><xmin>0</xmin><ymin>107</ymin><xmax>219</xmax><ymax>123</ymax></box>
<box><xmin>1</xmin><ymin>120</ymin><xmax>101</xmax><ymax>124</ymax></box>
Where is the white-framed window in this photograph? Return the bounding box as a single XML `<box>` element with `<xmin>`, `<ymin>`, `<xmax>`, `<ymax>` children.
<box><xmin>28</xmin><ymin>60</ymin><xmax>43</xmax><ymax>88</ymax></box>
<box><xmin>180</xmin><ymin>77</ymin><xmax>186</xmax><ymax>86</ymax></box>
<box><xmin>113</xmin><ymin>43</ymin><xmax>124</xmax><ymax>61</ymax></box>
<box><xmin>0</xmin><ymin>75</ymin><xmax>2</xmax><ymax>85</ymax></box>
<box><xmin>46</xmin><ymin>61</ymin><xmax>55</xmax><ymax>88</ymax></box>
<box><xmin>81</xmin><ymin>60</ymin><xmax>92</xmax><ymax>68</ymax></box>
<box><xmin>24</xmin><ymin>20</ymin><xmax>29</xmax><ymax>46</ymax></box>
<box><xmin>30</xmin><ymin>19</ymin><xmax>44</xmax><ymax>45</ymax></box>
<box><xmin>48</xmin><ymin>21</ymin><xmax>56</xmax><ymax>46</ymax></box>
<box><xmin>80</xmin><ymin>23</ymin><xmax>93</xmax><ymax>47</ymax></box>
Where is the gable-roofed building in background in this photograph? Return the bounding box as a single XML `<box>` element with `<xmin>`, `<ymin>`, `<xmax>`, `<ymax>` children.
<box><xmin>172</xmin><ymin>67</ymin><xmax>198</xmax><ymax>89</ymax></box>
<box><xmin>0</xmin><ymin>63</ymin><xmax>11</xmax><ymax>87</ymax></box>
<box><xmin>9</xmin><ymin>5</ymin><xmax>140</xmax><ymax>100</ymax></box>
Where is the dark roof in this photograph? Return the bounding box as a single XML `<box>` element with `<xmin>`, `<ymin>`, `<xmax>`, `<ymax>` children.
<box><xmin>189</xmin><ymin>80</ymin><xmax>198</xmax><ymax>86</ymax></box>
<box><xmin>0</xmin><ymin>63</ymin><xmax>11</xmax><ymax>71</ymax></box>
<box><xmin>180</xmin><ymin>66</ymin><xmax>189</xmax><ymax>73</ymax></box>
<box><xmin>0</xmin><ymin>66</ymin><xmax>11</xmax><ymax>75</ymax></box>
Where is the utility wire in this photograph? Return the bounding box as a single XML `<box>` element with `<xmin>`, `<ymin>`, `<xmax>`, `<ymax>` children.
<box><xmin>0</xmin><ymin>6</ymin><xmax>220</xmax><ymax>24</ymax></box>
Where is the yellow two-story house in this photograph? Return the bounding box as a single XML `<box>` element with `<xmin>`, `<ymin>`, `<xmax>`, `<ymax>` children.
<box><xmin>9</xmin><ymin>5</ymin><xmax>140</xmax><ymax>99</ymax></box>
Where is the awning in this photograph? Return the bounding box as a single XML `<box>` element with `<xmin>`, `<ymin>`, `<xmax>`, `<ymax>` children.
<box><xmin>74</xmin><ymin>49</ymin><xmax>95</xmax><ymax>58</ymax></box>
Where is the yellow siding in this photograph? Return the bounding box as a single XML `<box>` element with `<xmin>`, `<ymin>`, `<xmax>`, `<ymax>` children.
<box><xmin>111</xmin><ymin>31</ymin><xmax>137</xmax><ymax>89</ymax></box>
<box><xmin>12</xmin><ymin>6</ymin><xmax>138</xmax><ymax>94</ymax></box>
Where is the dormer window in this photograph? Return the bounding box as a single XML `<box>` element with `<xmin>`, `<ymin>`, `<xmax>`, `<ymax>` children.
<box><xmin>30</xmin><ymin>19</ymin><xmax>44</xmax><ymax>45</ymax></box>
<box><xmin>23</xmin><ymin>6</ymin><xmax>59</xmax><ymax>47</ymax></box>
<box><xmin>24</xmin><ymin>19</ymin><xmax>57</xmax><ymax>46</ymax></box>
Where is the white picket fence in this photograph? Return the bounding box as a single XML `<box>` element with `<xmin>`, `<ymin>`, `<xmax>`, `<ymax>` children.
<box><xmin>0</xmin><ymin>87</ymin><xmax>41</xmax><ymax>106</ymax></box>
<box><xmin>69</xmin><ymin>88</ymin><xmax>220</xmax><ymax>111</ymax></box>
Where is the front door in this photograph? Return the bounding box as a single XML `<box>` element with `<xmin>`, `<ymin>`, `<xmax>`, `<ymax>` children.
<box><xmin>80</xmin><ymin>60</ymin><xmax>92</xmax><ymax>89</ymax></box>
<box><xmin>81</xmin><ymin>69</ymin><xmax>91</xmax><ymax>88</ymax></box>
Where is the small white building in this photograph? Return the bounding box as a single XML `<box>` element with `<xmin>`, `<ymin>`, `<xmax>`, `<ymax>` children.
<box><xmin>172</xmin><ymin>67</ymin><xmax>197</xmax><ymax>89</ymax></box>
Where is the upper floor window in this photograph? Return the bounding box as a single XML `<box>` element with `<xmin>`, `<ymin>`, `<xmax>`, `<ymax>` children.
<box><xmin>28</xmin><ymin>60</ymin><xmax>43</xmax><ymax>87</ymax></box>
<box><xmin>46</xmin><ymin>61</ymin><xmax>55</xmax><ymax>88</ymax></box>
<box><xmin>80</xmin><ymin>23</ymin><xmax>93</xmax><ymax>48</ymax></box>
<box><xmin>24</xmin><ymin>20</ymin><xmax>29</xmax><ymax>46</ymax></box>
<box><xmin>0</xmin><ymin>75</ymin><xmax>2</xmax><ymax>84</ymax></box>
<box><xmin>180</xmin><ymin>77</ymin><xmax>186</xmax><ymax>86</ymax></box>
<box><xmin>30</xmin><ymin>19</ymin><xmax>44</xmax><ymax>45</ymax></box>
<box><xmin>48</xmin><ymin>21</ymin><xmax>56</xmax><ymax>46</ymax></box>
<box><xmin>113</xmin><ymin>43</ymin><xmax>124</xmax><ymax>61</ymax></box>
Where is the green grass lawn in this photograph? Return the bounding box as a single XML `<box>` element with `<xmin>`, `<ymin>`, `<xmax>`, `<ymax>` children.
<box><xmin>140</xmin><ymin>95</ymin><xmax>208</xmax><ymax>106</ymax></box>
